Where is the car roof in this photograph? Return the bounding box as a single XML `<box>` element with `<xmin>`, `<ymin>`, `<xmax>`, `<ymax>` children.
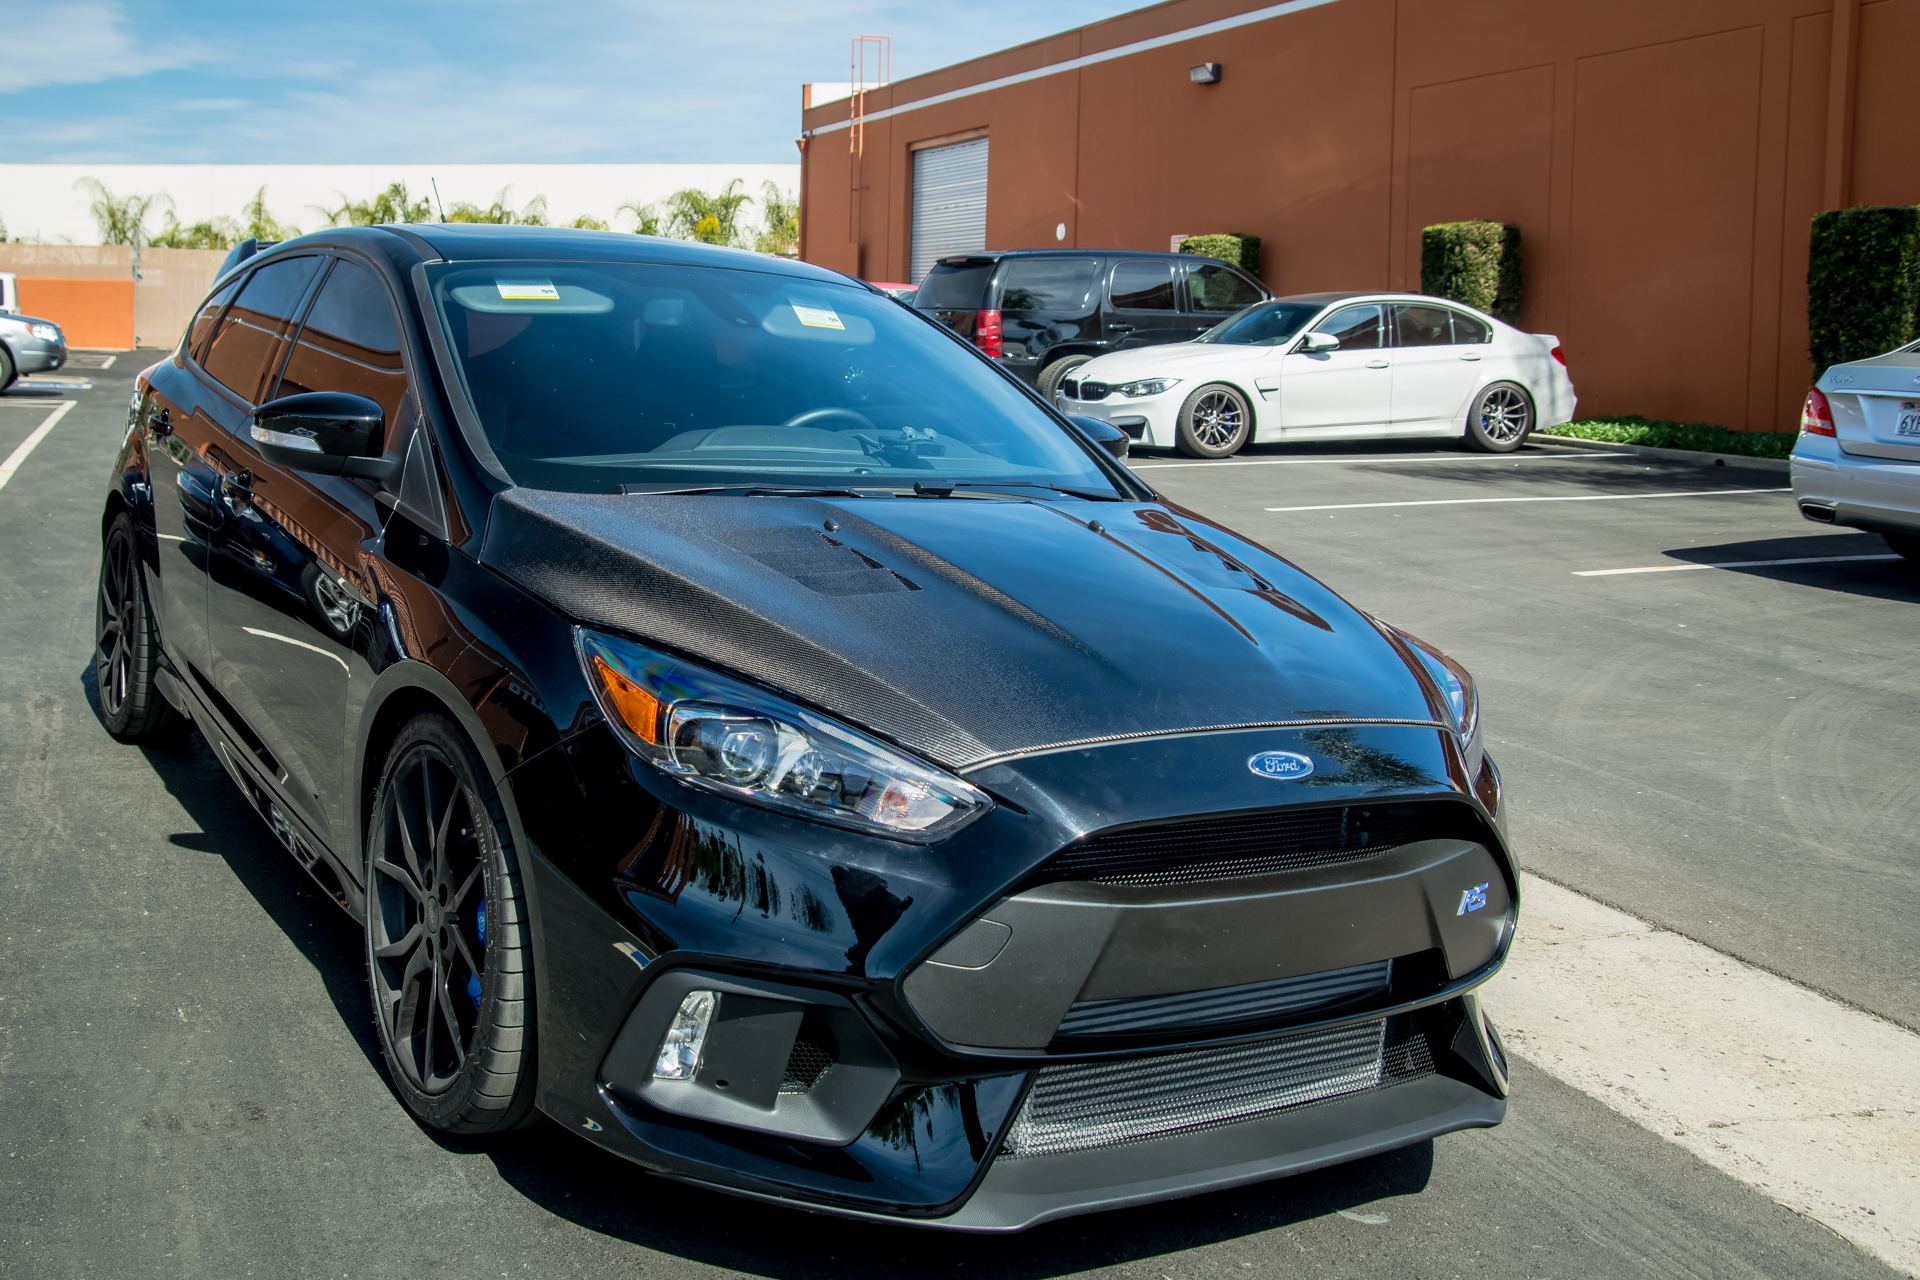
<box><xmin>932</xmin><ymin>249</ymin><xmax>1218</xmax><ymax>262</ymax></box>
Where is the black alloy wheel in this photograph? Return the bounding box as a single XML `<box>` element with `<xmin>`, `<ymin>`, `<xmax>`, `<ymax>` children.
<box><xmin>95</xmin><ymin>512</ymin><xmax>180</xmax><ymax>740</ymax></box>
<box><xmin>365</xmin><ymin>711</ymin><xmax>539</xmax><ymax>1134</ymax></box>
<box><xmin>1465</xmin><ymin>382</ymin><xmax>1533</xmax><ymax>453</ymax></box>
<box><xmin>1037</xmin><ymin>354</ymin><xmax>1092</xmax><ymax>401</ymax></box>
<box><xmin>1176</xmin><ymin>383</ymin><xmax>1252</xmax><ymax>458</ymax></box>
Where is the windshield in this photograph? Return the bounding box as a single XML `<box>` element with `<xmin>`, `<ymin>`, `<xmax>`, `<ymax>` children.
<box><xmin>1195</xmin><ymin>301</ymin><xmax>1323</xmax><ymax>346</ymax></box>
<box><xmin>426</xmin><ymin>260</ymin><xmax>1121</xmax><ymax>495</ymax></box>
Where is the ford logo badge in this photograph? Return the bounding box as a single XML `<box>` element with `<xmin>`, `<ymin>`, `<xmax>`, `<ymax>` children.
<box><xmin>1248</xmin><ymin>751</ymin><xmax>1314</xmax><ymax>780</ymax></box>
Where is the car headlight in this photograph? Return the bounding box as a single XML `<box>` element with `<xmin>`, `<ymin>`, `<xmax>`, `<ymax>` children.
<box><xmin>577</xmin><ymin>629</ymin><xmax>990</xmax><ymax>842</ymax></box>
<box><xmin>1118</xmin><ymin>377</ymin><xmax>1180</xmax><ymax>398</ymax></box>
<box><xmin>1387</xmin><ymin>626</ymin><xmax>1479</xmax><ymax>743</ymax></box>
<box><xmin>28</xmin><ymin>323</ymin><xmax>61</xmax><ymax>343</ymax></box>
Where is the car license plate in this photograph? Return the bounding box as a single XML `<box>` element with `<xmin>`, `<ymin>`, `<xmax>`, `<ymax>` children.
<box><xmin>1898</xmin><ymin>402</ymin><xmax>1920</xmax><ymax>437</ymax></box>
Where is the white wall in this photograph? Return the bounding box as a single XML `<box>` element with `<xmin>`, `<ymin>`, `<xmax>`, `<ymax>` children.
<box><xmin>0</xmin><ymin>164</ymin><xmax>800</xmax><ymax>245</ymax></box>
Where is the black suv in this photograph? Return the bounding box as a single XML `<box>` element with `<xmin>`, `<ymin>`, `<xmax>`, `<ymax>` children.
<box><xmin>913</xmin><ymin>249</ymin><xmax>1270</xmax><ymax>398</ymax></box>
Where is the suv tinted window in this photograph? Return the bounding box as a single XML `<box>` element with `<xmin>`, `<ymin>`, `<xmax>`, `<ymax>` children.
<box><xmin>1393</xmin><ymin>303</ymin><xmax>1455</xmax><ymax>347</ymax></box>
<box><xmin>1313</xmin><ymin>303</ymin><xmax>1384</xmax><ymax>351</ymax></box>
<box><xmin>1188</xmin><ymin>263</ymin><xmax>1264</xmax><ymax>313</ymax></box>
<box><xmin>999</xmin><ymin>257</ymin><xmax>1098</xmax><ymax>312</ymax></box>
<box><xmin>915</xmin><ymin>260</ymin><xmax>995</xmax><ymax>309</ymax></box>
<box><xmin>1109</xmin><ymin>261</ymin><xmax>1176</xmax><ymax>311</ymax></box>
<box><xmin>276</xmin><ymin>258</ymin><xmax>410</xmax><ymax>426</ymax></box>
<box><xmin>1451</xmin><ymin>309</ymin><xmax>1493</xmax><ymax>344</ymax></box>
<box><xmin>201</xmin><ymin>256</ymin><xmax>323</xmax><ymax>403</ymax></box>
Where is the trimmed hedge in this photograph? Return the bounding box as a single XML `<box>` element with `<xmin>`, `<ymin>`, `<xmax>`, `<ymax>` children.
<box><xmin>1544</xmin><ymin>416</ymin><xmax>1797</xmax><ymax>459</ymax></box>
<box><xmin>1421</xmin><ymin>221</ymin><xmax>1522</xmax><ymax>325</ymax></box>
<box><xmin>1808</xmin><ymin>205</ymin><xmax>1920</xmax><ymax>372</ymax></box>
<box><xmin>1179</xmin><ymin>233</ymin><xmax>1261</xmax><ymax>277</ymax></box>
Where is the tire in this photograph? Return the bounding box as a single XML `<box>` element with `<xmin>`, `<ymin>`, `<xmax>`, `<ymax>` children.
<box><xmin>0</xmin><ymin>346</ymin><xmax>15</xmax><ymax>392</ymax></box>
<box><xmin>1885</xmin><ymin>533</ymin><xmax>1920</xmax><ymax>563</ymax></box>
<box><xmin>1465</xmin><ymin>381</ymin><xmax>1533</xmax><ymax>453</ymax></box>
<box><xmin>95</xmin><ymin>511</ymin><xmax>181</xmax><ymax>741</ymax></box>
<box><xmin>1175</xmin><ymin>383</ymin><xmax>1252</xmax><ymax>458</ymax></box>
<box><xmin>365</xmin><ymin>711</ymin><xmax>539</xmax><ymax>1134</ymax></box>
<box><xmin>1037</xmin><ymin>354</ymin><xmax>1092</xmax><ymax>402</ymax></box>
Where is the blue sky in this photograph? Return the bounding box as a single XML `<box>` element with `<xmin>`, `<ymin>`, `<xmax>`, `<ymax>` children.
<box><xmin>0</xmin><ymin>1</ymin><xmax>1148</xmax><ymax>164</ymax></box>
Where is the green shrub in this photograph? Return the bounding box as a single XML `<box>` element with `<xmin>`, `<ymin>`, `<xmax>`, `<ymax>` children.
<box><xmin>1808</xmin><ymin>205</ymin><xmax>1920</xmax><ymax>373</ymax></box>
<box><xmin>1545</xmin><ymin>416</ymin><xmax>1796</xmax><ymax>459</ymax></box>
<box><xmin>1179</xmin><ymin>233</ymin><xmax>1261</xmax><ymax>277</ymax></box>
<box><xmin>1421</xmin><ymin>221</ymin><xmax>1522</xmax><ymax>324</ymax></box>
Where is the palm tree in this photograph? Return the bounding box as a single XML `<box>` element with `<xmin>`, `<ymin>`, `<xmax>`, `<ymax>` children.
<box><xmin>320</xmin><ymin>182</ymin><xmax>434</xmax><ymax>227</ymax></box>
<box><xmin>618</xmin><ymin>200</ymin><xmax>664</xmax><ymax>236</ymax></box>
<box><xmin>662</xmin><ymin>180</ymin><xmax>752</xmax><ymax>246</ymax></box>
<box><xmin>754</xmin><ymin>182</ymin><xmax>799</xmax><ymax>256</ymax></box>
<box><xmin>445</xmin><ymin>187</ymin><xmax>548</xmax><ymax>225</ymax></box>
<box><xmin>74</xmin><ymin>178</ymin><xmax>171</xmax><ymax>246</ymax></box>
<box><xmin>241</xmin><ymin>187</ymin><xmax>300</xmax><ymax>242</ymax></box>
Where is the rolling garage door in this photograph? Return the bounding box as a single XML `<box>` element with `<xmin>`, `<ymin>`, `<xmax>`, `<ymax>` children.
<box><xmin>910</xmin><ymin>136</ymin><xmax>988</xmax><ymax>284</ymax></box>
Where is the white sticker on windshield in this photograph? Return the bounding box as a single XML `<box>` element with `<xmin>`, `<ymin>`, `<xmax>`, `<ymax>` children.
<box><xmin>792</xmin><ymin>303</ymin><xmax>845</xmax><ymax>330</ymax></box>
<box><xmin>496</xmin><ymin>280</ymin><xmax>560</xmax><ymax>300</ymax></box>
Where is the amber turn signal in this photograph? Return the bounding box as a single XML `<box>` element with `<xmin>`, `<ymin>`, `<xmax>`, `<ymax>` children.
<box><xmin>591</xmin><ymin>654</ymin><xmax>661</xmax><ymax>744</ymax></box>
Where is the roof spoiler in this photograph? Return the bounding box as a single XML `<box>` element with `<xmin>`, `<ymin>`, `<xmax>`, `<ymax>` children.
<box><xmin>214</xmin><ymin>237</ymin><xmax>277</xmax><ymax>282</ymax></box>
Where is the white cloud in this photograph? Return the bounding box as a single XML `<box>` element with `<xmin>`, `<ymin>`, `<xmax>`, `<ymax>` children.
<box><xmin>0</xmin><ymin>1</ymin><xmax>208</xmax><ymax>94</ymax></box>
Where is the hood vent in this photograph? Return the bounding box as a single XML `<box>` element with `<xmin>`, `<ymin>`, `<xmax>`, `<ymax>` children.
<box><xmin>721</xmin><ymin>526</ymin><xmax>921</xmax><ymax>597</ymax></box>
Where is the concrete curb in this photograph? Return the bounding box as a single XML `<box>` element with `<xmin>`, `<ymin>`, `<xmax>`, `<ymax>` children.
<box><xmin>1533</xmin><ymin>433</ymin><xmax>1792</xmax><ymax>473</ymax></box>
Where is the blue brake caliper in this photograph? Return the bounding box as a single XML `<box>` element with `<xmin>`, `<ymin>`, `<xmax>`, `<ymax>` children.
<box><xmin>467</xmin><ymin>898</ymin><xmax>487</xmax><ymax>1010</ymax></box>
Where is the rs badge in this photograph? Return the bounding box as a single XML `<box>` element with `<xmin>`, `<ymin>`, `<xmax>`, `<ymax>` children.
<box><xmin>1457</xmin><ymin>883</ymin><xmax>1489</xmax><ymax>916</ymax></box>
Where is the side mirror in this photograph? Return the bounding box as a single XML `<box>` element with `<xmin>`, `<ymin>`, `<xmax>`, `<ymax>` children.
<box><xmin>1068</xmin><ymin>414</ymin><xmax>1131</xmax><ymax>460</ymax></box>
<box><xmin>251</xmin><ymin>391</ymin><xmax>399</xmax><ymax>483</ymax></box>
<box><xmin>1300</xmin><ymin>331</ymin><xmax>1340</xmax><ymax>353</ymax></box>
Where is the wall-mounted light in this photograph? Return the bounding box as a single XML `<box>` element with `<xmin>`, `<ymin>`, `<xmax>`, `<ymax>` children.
<box><xmin>1190</xmin><ymin>63</ymin><xmax>1222</xmax><ymax>85</ymax></box>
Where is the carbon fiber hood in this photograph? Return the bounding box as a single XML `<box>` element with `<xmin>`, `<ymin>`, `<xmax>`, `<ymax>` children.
<box><xmin>480</xmin><ymin>489</ymin><xmax>1441</xmax><ymax>768</ymax></box>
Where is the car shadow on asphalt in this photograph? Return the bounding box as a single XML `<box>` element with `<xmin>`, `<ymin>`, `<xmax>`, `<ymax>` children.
<box><xmin>1662</xmin><ymin>532</ymin><xmax>1920</xmax><ymax>600</ymax></box>
<box><xmin>469</xmin><ymin>1122</ymin><xmax>1433</xmax><ymax>1270</ymax></box>
<box><xmin>76</xmin><ymin>660</ymin><xmax>387</xmax><ymax>1080</ymax></box>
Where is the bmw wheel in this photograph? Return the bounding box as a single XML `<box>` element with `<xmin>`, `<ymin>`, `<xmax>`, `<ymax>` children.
<box><xmin>95</xmin><ymin>511</ymin><xmax>181</xmax><ymax>741</ymax></box>
<box><xmin>365</xmin><ymin>711</ymin><xmax>539</xmax><ymax>1134</ymax></box>
<box><xmin>1466</xmin><ymin>382</ymin><xmax>1533</xmax><ymax>453</ymax></box>
<box><xmin>1176</xmin><ymin>383</ymin><xmax>1251</xmax><ymax>458</ymax></box>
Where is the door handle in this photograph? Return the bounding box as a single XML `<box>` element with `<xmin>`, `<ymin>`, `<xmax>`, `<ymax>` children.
<box><xmin>147</xmin><ymin>407</ymin><xmax>171</xmax><ymax>437</ymax></box>
<box><xmin>221</xmin><ymin>468</ymin><xmax>254</xmax><ymax>511</ymax></box>
<box><xmin>1458</xmin><ymin>352</ymin><xmax>1481</xmax><ymax>361</ymax></box>
<box><xmin>1366</xmin><ymin>359</ymin><xmax>1390</xmax><ymax>369</ymax></box>
<box><xmin>1109</xmin><ymin>324</ymin><xmax>1136</xmax><ymax>333</ymax></box>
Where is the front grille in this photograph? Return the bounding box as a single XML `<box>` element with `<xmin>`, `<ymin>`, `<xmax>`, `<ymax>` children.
<box><xmin>1001</xmin><ymin>1019</ymin><xmax>1392</xmax><ymax>1159</ymax></box>
<box><xmin>1077</xmin><ymin>380</ymin><xmax>1112</xmax><ymax>400</ymax></box>
<box><xmin>1058</xmin><ymin>378</ymin><xmax>1080</xmax><ymax>399</ymax></box>
<box><xmin>780</xmin><ymin>1014</ymin><xmax>838</xmax><ymax>1095</ymax></box>
<box><xmin>1053</xmin><ymin>959</ymin><xmax>1392</xmax><ymax>1041</ymax></box>
<box><xmin>1039</xmin><ymin>802</ymin><xmax>1459</xmax><ymax>887</ymax></box>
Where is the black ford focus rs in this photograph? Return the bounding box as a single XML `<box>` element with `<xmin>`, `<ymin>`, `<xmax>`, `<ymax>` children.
<box><xmin>96</xmin><ymin>225</ymin><xmax>1514</xmax><ymax>1231</ymax></box>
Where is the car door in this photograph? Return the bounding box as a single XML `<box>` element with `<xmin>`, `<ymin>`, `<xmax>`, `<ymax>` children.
<box><xmin>1388</xmin><ymin>302</ymin><xmax>1482</xmax><ymax>429</ymax></box>
<box><xmin>997</xmin><ymin>255</ymin><xmax>1101</xmax><ymax>379</ymax></box>
<box><xmin>207</xmin><ymin>254</ymin><xmax>410</xmax><ymax>848</ymax></box>
<box><xmin>1274</xmin><ymin>303</ymin><xmax>1393</xmax><ymax>430</ymax></box>
<box><xmin>143</xmin><ymin>275</ymin><xmax>245</xmax><ymax>681</ymax></box>
<box><xmin>1104</xmin><ymin>260</ymin><xmax>1186</xmax><ymax>350</ymax></box>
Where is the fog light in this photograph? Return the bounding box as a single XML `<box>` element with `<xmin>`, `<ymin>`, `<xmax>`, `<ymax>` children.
<box><xmin>653</xmin><ymin>990</ymin><xmax>716</xmax><ymax>1080</ymax></box>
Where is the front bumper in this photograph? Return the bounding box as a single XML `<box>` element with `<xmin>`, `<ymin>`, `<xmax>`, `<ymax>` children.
<box><xmin>9</xmin><ymin>338</ymin><xmax>67</xmax><ymax>376</ymax></box>
<box><xmin>511</xmin><ymin>722</ymin><xmax>1515</xmax><ymax>1229</ymax></box>
<box><xmin>1055</xmin><ymin>388</ymin><xmax>1180</xmax><ymax>447</ymax></box>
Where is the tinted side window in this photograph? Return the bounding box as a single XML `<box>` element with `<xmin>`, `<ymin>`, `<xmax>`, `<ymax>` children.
<box><xmin>998</xmin><ymin>258</ymin><xmax>1098</xmax><ymax>312</ymax></box>
<box><xmin>275</xmin><ymin>259</ymin><xmax>410</xmax><ymax>427</ymax></box>
<box><xmin>1451</xmin><ymin>309</ymin><xmax>1493</xmax><ymax>344</ymax></box>
<box><xmin>915</xmin><ymin>262</ymin><xmax>996</xmax><ymax>309</ymax></box>
<box><xmin>1313</xmin><ymin>304</ymin><xmax>1383</xmax><ymax>350</ymax></box>
<box><xmin>1188</xmin><ymin>264</ymin><xmax>1264</xmax><ymax>313</ymax></box>
<box><xmin>1109</xmin><ymin>260</ymin><xmax>1176</xmax><ymax>311</ymax></box>
<box><xmin>188</xmin><ymin>277</ymin><xmax>241</xmax><ymax>360</ymax></box>
<box><xmin>1393</xmin><ymin>303</ymin><xmax>1455</xmax><ymax>347</ymax></box>
<box><xmin>201</xmin><ymin>256</ymin><xmax>323</xmax><ymax>404</ymax></box>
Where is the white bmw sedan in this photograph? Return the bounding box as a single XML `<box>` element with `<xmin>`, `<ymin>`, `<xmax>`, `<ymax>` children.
<box><xmin>1055</xmin><ymin>291</ymin><xmax>1576</xmax><ymax>458</ymax></box>
<box><xmin>1790</xmin><ymin>339</ymin><xmax>1920</xmax><ymax>562</ymax></box>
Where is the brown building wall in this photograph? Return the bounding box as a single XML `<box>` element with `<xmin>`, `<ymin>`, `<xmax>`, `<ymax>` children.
<box><xmin>799</xmin><ymin>0</ymin><xmax>1920</xmax><ymax>433</ymax></box>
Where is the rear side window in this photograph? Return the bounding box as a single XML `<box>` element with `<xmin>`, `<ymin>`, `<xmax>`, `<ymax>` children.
<box><xmin>1393</xmin><ymin>303</ymin><xmax>1455</xmax><ymax>347</ymax></box>
<box><xmin>915</xmin><ymin>261</ymin><xmax>996</xmax><ymax>309</ymax></box>
<box><xmin>274</xmin><ymin>259</ymin><xmax>410</xmax><ymax>428</ymax></box>
<box><xmin>998</xmin><ymin>257</ymin><xmax>1098</xmax><ymax>313</ymax></box>
<box><xmin>187</xmin><ymin>277</ymin><xmax>241</xmax><ymax>360</ymax></box>
<box><xmin>1312</xmin><ymin>304</ymin><xmax>1384</xmax><ymax>351</ymax></box>
<box><xmin>1187</xmin><ymin>264</ymin><xmax>1264</xmax><ymax>313</ymax></box>
<box><xmin>1451</xmin><ymin>309</ymin><xmax>1493</xmax><ymax>344</ymax></box>
<box><xmin>1109</xmin><ymin>260</ymin><xmax>1175</xmax><ymax>311</ymax></box>
<box><xmin>201</xmin><ymin>256</ymin><xmax>323</xmax><ymax>404</ymax></box>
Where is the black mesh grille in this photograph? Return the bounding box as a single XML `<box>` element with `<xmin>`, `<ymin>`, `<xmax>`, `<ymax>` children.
<box><xmin>1077</xmin><ymin>380</ymin><xmax>1112</xmax><ymax>400</ymax></box>
<box><xmin>1038</xmin><ymin>802</ymin><xmax>1462</xmax><ymax>887</ymax></box>
<box><xmin>780</xmin><ymin>1010</ymin><xmax>839</xmax><ymax>1095</ymax></box>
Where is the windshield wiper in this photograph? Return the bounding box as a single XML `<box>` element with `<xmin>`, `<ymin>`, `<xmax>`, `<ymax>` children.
<box><xmin>619</xmin><ymin>484</ymin><xmax>878</xmax><ymax>498</ymax></box>
<box><xmin>945</xmin><ymin>481</ymin><xmax>1125</xmax><ymax>501</ymax></box>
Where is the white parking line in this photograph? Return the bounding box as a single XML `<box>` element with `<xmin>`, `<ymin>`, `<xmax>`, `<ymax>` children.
<box><xmin>1265</xmin><ymin>488</ymin><xmax>1789</xmax><ymax>512</ymax></box>
<box><xmin>0</xmin><ymin>400</ymin><xmax>77</xmax><ymax>493</ymax></box>
<box><xmin>1133</xmin><ymin>452</ymin><xmax>1620</xmax><ymax>470</ymax></box>
<box><xmin>1487</xmin><ymin>877</ymin><xmax>1920</xmax><ymax>1274</ymax></box>
<box><xmin>1575</xmin><ymin>554</ymin><xmax>1903</xmax><ymax>576</ymax></box>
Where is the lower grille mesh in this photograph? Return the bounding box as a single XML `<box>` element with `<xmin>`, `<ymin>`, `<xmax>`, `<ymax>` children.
<box><xmin>1053</xmin><ymin>959</ymin><xmax>1393</xmax><ymax>1040</ymax></box>
<box><xmin>999</xmin><ymin>1019</ymin><xmax>1388</xmax><ymax>1160</ymax></box>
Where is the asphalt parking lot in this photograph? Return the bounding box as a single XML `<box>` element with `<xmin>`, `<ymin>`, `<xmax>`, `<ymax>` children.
<box><xmin>0</xmin><ymin>361</ymin><xmax>1909</xmax><ymax>1278</ymax></box>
